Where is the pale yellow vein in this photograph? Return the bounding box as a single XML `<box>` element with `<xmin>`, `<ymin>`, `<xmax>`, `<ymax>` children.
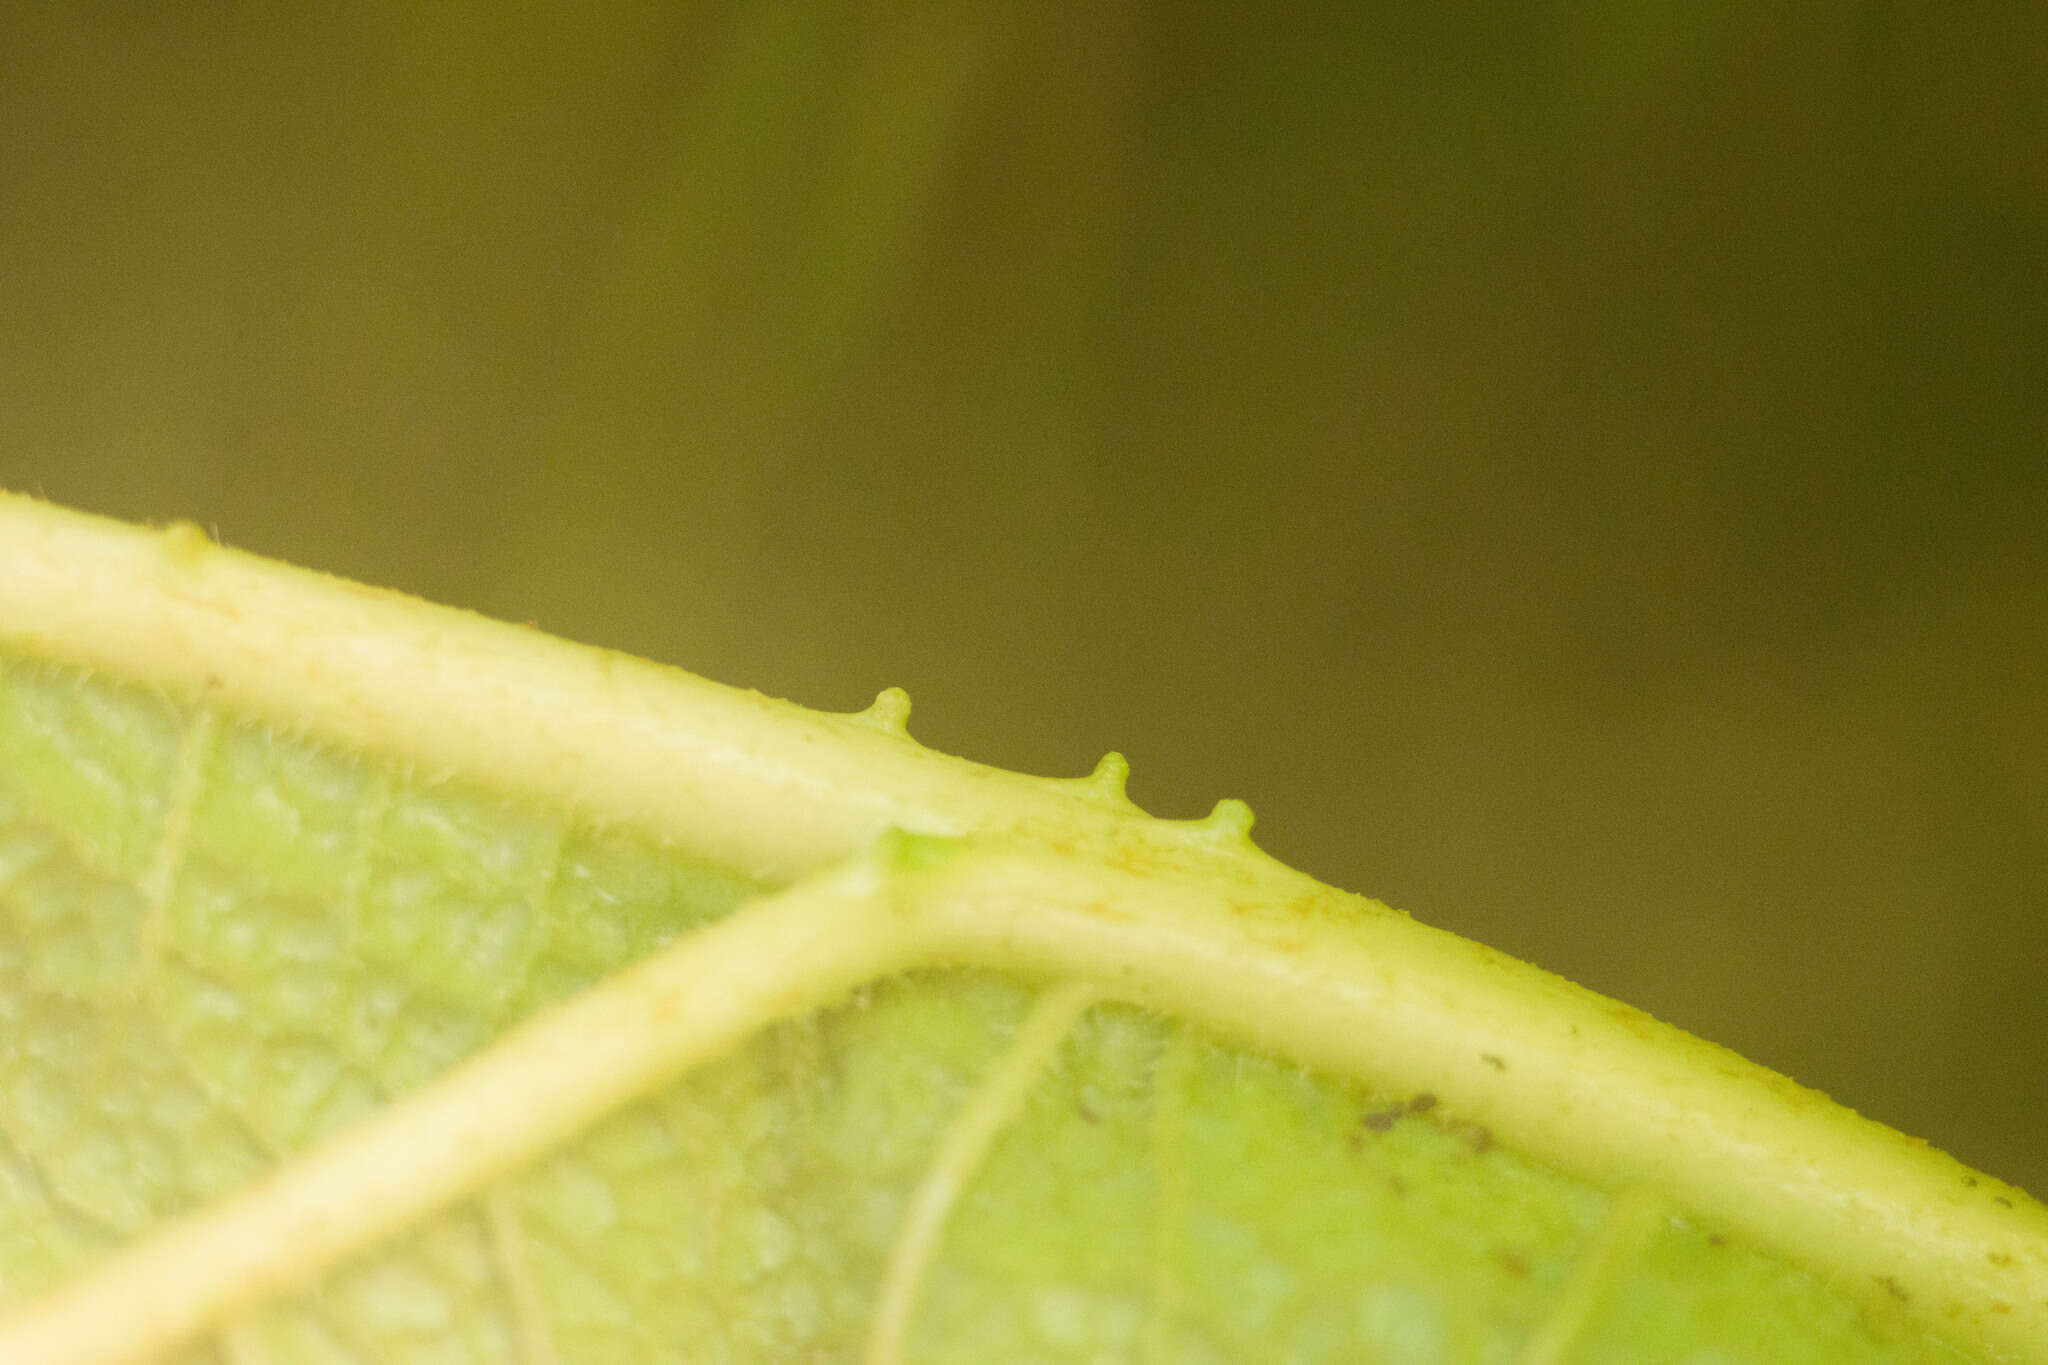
<box><xmin>0</xmin><ymin>854</ymin><xmax>919</xmax><ymax>1365</ymax></box>
<box><xmin>1142</xmin><ymin>1024</ymin><xmax>1192</xmax><ymax>1365</ymax></box>
<box><xmin>131</xmin><ymin>707</ymin><xmax>282</xmax><ymax>1165</ymax></box>
<box><xmin>136</xmin><ymin>707</ymin><xmax>215</xmax><ymax>985</ymax></box>
<box><xmin>485</xmin><ymin>1190</ymin><xmax>558</xmax><ymax>1365</ymax></box>
<box><xmin>864</xmin><ymin>979</ymin><xmax>1105</xmax><ymax>1365</ymax></box>
<box><xmin>336</xmin><ymin>770</ymin><xmax>389</xmax><ymax>964</ymax></box>
<box><xmin>214</xmin><ymin>1317</ymin><xmax>275</xmax><ymax>1365</ymax></box>
<box><xmin>1515</xmin><ymin>1184</ymin><xmax>1667</xmax><ymax>1365</ymax></box>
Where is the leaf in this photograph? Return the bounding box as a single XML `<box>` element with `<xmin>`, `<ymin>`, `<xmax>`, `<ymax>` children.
<box><xmin>0</xmin><ymin>494</ymin><xmax>2042</xmax><ymax>1364</ymax></box>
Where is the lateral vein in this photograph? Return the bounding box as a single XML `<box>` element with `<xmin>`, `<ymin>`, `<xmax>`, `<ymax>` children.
<box><xmin>865</xmin><ymin>979</ymin><xmax>1104</xmax><ymax>1365</ymax></box>
<box><xmin>0</xmin><ymin>854</ymin><xmax>919</xmax><ymax>1365</ymax></box>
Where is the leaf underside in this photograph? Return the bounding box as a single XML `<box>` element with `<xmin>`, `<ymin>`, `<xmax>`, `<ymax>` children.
<box><xmin>0</xmin><ymin>651</ymin><xmax>1998</xmax><ymax>1362</ymax></box>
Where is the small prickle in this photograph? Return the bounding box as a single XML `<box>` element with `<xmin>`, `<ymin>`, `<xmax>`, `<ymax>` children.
<box><xmin>161</xmin><ymin>519</ymin><xmax>212</xmax><ymax>566</ymax></box>
<box><xmin>1085</xmin><ymin>751</ymin><xmax>1131</xmax><ymax>803</ymax></box>
<box><xmin>855</xmin><ymin>686</ymin><xmax>913</xmax><ymax>736</ymax></box>
<box><xmin>1199</xmin><ymin>797</ymin><xmax>1256</xmax><ymax>844</ymax></box>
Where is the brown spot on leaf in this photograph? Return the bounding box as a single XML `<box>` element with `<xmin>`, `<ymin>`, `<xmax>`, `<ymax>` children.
<box><xmin>1989</xmin><ymin>1251</ymin><xmax>2013</xmax><ymax>1267</ymax></box>
<box><xmin>1408</xmin><ymin>1092</ymin><xmax>1438</xmax><ymax>1114</ymax></box>
<box><xmin>1493</xmin><ymin>1248</ymin><xmax>1531</xmax><ymax>1278</ymax></box>
<box><xmin>1460</xmin><ymin>1124</ymin><xmax>1495</xmax><ymax>1154</ymax></box>
<box><xmin>1480</xmin><ymin>1053</ymin><xmax>1507</xmax><ymax>1071</ymax></box>
<box><xmin>1359</xmin><ymin>1104</ymin><xmax>1405</xmax><ymax>1134</ymax></box>
<box><xmin>1876</xmin><ymin>1276</ymin><xmax>1909</xmax><ymax>1302</ymax></box>
<box><xmin>1996</xmin><ymin>1196</ymin><xmax>2014</xmax><ymax>1208</ymax></box>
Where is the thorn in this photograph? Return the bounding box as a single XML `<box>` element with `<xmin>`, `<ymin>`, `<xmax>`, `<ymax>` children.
<box><xmin>1085</xmin><ymin>751</ymin><xmax>1131</xmax><ymax>802</ymax></box>
<box><xmin>1201</xmin><ymin>797</ymin><xmax>1256</xmax><ymax>843</ymax></box>
<box><xmin>856</xmin><ymin>686</ymin><xmax>913</xmax><ymax>736</ymax></box>
<box><xmin>161</xmin><ymin>519</ymin><xmax>211</xmax><ymax>566</ymax></box>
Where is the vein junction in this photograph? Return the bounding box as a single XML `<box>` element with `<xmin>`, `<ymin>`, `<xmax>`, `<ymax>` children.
<box><xmin>0</xmin><ymin>814</ymin><xmax>2037</xmax><ymax>1363</ymax></box>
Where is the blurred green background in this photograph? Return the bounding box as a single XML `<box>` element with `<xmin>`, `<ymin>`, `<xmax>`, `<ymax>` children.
<box><xmin>2</xmin><ymin>6</ymin><xmax>2042</xmax><ymax>1195</ymax></box>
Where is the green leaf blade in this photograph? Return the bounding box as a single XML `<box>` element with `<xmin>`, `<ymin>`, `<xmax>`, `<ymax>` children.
<box><xmin>0</xmin><ymin>495</ymin><xmax>2041</xmax><ymax>1363</ymax></box>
